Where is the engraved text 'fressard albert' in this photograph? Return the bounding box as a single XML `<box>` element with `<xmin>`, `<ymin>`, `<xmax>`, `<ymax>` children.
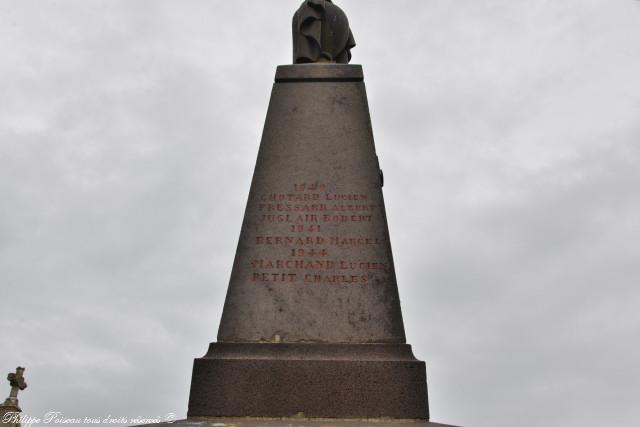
<box><xmin>250</xmin><ymin>182</ymin><xmax>388</xmax><ymax>285</ymax></box>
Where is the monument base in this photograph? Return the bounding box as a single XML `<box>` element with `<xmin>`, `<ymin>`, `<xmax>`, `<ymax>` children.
<box><xmin>188</xmin><ymin>343</ymin><xmax>428</xmax><ymax>420</ymax></box>
<box><xmin>139</xmin><ymin>419</ymin><xmax>460</xmax><ymax>427</ymax></box>
<box><xmin>0</xmin><ymin>402</ymin><xmax>21</xmax><ymax>427</ymax></box>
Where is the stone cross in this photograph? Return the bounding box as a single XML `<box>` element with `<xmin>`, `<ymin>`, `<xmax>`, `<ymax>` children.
<box><xmin>292</xmin><ymin>0</ymin><xmax>356</xmax><ymax>64</ymax></box>
<box><xmin>4</xmin><ymin>367</ymin><xmax>26</xmax><ymax>407</ymax></box>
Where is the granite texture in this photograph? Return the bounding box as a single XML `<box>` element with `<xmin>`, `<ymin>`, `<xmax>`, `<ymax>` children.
<box><xmin>188</xmin><ymin>64</ymin><xmax>433</xmax><ymax>420</ymax></box>
<box><xmin>139</xmin><ymin>420</ymin><xmax>459</xmax><ymax>427</ymax></box>
<box><xmin>189</xmin><ymin>344</ymin><xmax>427</xmax><ymax>419</ymax></box>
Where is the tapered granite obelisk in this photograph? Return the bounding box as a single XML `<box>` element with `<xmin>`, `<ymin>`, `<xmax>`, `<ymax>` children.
<box><xmin>188</xmin><ymin>1</ymin><xmax>447</xmax><ymax>423</ymax></box>
<box><xmin>188</xmin><ymin>64</ymin><xmax>427</xmax><ymax>419</ymax></box>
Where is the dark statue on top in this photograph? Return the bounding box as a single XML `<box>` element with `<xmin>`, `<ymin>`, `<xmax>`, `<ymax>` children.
<box><xmin>293</xmin><ymin>0</ymin><xmax>356</xmax><ymax>64</ymax></box>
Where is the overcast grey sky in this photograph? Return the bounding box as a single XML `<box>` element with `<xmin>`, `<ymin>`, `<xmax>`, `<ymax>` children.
<box><xmin>1</xmin><ymin>1</ymin><xmax>640</xmax><ymax>426</ymax></box>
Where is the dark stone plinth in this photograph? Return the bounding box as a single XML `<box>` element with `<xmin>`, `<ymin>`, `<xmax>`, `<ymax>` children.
<box><xmin>216</xmin><ymin>65</ymin><xmax>406</xmax><ymax>345</ymax></box>
<box><xmin>275</xmin><ymin>64</ymin><xmax>363</xmax><ymax>82</ymax></box>
<box><xmin>292</xmin><ymin>0</ymin><xmax>355</xmax><ymax>65</ymax></box>
<box><xmin>140</xmin><ymin>419</ymin><xmax>460</xmax><ymax>427</ymax></box>
<box><xmin>188</xmin><ymin>343</ymin><xmax>427</xmax><ymax>419</ymax></box>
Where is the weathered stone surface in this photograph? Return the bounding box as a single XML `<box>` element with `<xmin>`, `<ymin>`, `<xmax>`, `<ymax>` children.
<box><xmin>140</xmin><ymin>420</ymin><xmax>459</xmax><ymax>427</ymax></box>
<box><xmin>217</xmin><ymin>65</ymin><xmax>404</xmax><ymax>344</ymax></box>
<box><xmin>293</xmin><ymin>0</ymin><xmax>356</xmax><ymax>64</ymax></box>
<box><xmin>189</xmin><ymin>344</ymin><xmax>427</xmax><ymax>419</ymax></box>
<box><xmin>0</xmin><ymin>407</ymin><xmax>21</xmax><ymax>427</ymax></box>
<box><xmin>275</xmin><ymin>63</ymin><xmax>363</xmax><ymax>82</ymax></box>
<box><xmin>188</xmin><ymin>64</ymin><xmax>431</xmax><ymax>420</ymax></box>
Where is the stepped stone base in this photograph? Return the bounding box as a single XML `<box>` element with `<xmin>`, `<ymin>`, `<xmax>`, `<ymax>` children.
<box><xmin>188</xmin><ymin>343</ymin><xmax>428</xmax><ymax>420</ymax></box>
<box><xmin>141</xmin><ymin>419</ymin><xmax>459</xmax><ymax>427</ymax></box>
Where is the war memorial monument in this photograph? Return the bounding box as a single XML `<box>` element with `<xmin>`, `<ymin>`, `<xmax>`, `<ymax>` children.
<box><xmin>151</xmin><ymin>1</ymin><xmax>459</xmax><ymax>426</ymax></box>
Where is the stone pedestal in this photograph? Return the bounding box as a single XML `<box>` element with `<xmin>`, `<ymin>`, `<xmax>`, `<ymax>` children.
<box><xmin>188</xmin><ymin>64</ymin><xmax>440</xmax><ymax>422</ymax></box>
<box><xmin>0</xmin><ymin>400</ymin><xmax>21</xmax><ymax>427</ymax></box>
<box><xmin>143</xmin><ymin>420</ymin><xmax>458</xmax><ymax>427</ymax></box>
